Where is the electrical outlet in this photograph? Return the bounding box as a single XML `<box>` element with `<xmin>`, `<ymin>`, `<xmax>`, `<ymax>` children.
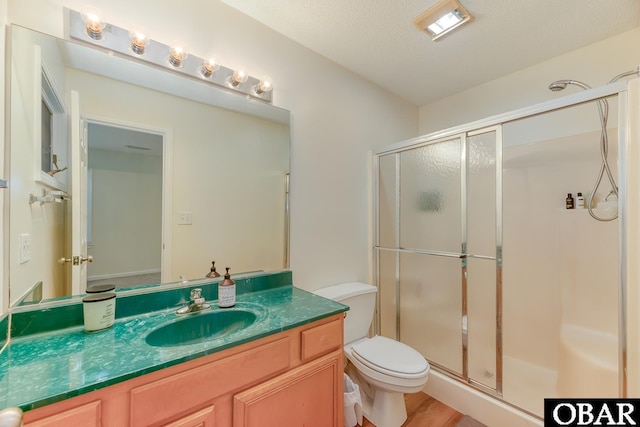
<box><xmin>177</xmin><ymin>212</ymin><xmax>192</xmax><ymax>225</ymax></box>
<box><xmin>20</xmin><ymin>234</ymin><xmax>31</xmax><ymax>263</ymax></box>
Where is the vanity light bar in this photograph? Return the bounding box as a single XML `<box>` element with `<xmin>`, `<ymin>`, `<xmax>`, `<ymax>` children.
<box><xmin>66</xmin><ymin>8</ymin><xmax>273</xmax><ymax>103</ymax></box>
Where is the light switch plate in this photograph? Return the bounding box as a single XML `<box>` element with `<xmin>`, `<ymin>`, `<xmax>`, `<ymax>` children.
<box><xmin>178</xmin><ymin>212</ymin><xmax>192</xmax><ymax>225</ymax></box>
<box><xmin>20</xmin><ymin>234</ymin><xmax>31</xmax><ymax>263</ymax></box>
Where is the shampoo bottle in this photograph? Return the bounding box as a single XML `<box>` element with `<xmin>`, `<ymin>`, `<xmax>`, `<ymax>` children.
<box><xmin>218</xmin><ymin>267</ymin><xmax>236</xmax><ymax>308</ymax></box>
<box><xmin>576</xmin><ymin>192</ymin><xmax>585</xmax><ymax>209</ymax></box>
<box><xmin>565</xmin><ymin>193</ymin><xmax>574</xmax><ymax>209</ymax></box>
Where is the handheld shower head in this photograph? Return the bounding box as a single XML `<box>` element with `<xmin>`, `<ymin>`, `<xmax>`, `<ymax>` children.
<box><xmin>548</xmin><ymin>81</ymin><xmax>569</xmax><ymax>92</ymax></box>
<box><xmin>549</xmin><ymin>67</ymin><xmax>639</xmax><ymax>94</ymax></box>
<box><xmin>548</xmin><ymin>79</ymin><xmax>591</xmax><ymax>92</ymax></box>
<box><xmin>546</xmin><ymin>75</ymin><xmax>615</xmax><ymax>222</ymax></box>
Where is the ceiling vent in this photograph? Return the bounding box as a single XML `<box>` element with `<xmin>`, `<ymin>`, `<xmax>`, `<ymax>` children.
<box><xmin>413</xmin><ymin>0</ymin><xmax>474</xmax><ymax>41</ymax></box>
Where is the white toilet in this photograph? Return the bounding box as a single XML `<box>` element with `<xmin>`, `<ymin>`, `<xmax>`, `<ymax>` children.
<box><xmin>313</xmin><ymin>282</ymin><xmax>429</xmax><ymax>427</ymax></box>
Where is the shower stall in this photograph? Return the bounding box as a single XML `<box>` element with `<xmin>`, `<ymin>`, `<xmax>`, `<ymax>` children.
<box><xmin>373</xmin><ymin>78</ymin><xmax>639</xmax><ymax>423</ymax></box>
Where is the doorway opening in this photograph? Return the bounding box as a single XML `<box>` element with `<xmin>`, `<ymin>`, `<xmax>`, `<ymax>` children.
<box><xmin>84</xmin><ymin>120</ymin><xmax>169</xmax><ymax>289</ymax></box>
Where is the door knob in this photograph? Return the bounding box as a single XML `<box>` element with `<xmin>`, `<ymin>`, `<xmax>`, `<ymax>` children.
<box><xmin>79</xmin><ymin>255</ymin><xmax>93</xmax><ymax>264</ymax></box>
<box><xmin>58</xmin><ymin>255</ymin><xmax>93</xmax><ymax>265</ymax></box>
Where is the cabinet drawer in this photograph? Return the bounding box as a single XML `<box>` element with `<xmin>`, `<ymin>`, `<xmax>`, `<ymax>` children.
<box><xmin>131</xmin><ymin>337</ymin><xmax>290</xmax><ymax>426</ymax></box>
<box><xmin>26</xmin><ymin>400</ymin><xmax>101</xmax><ymax>427</ymax></box>
<box><xmin>301</xmin><ymin>319</ymin><xmax>342</xmax><ymax>363</ymax></box>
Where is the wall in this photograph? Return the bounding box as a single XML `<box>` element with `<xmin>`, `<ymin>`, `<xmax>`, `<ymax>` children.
<box><xmin>87</xmin><ymin>147</ymin><xmax>162</xmax><ymax>279</ymax></box>
<box><xmin>4</xmin><ymin>0</ymin><xmax>418</xmax><ymax>298</ymax></box>
<box><xmin>419</xmin><ymin>27</ymin><xmax>640</xmax><ymax>134</ymax></box>
<box><xmin>9</xmin><ymin>27</ymin><xmax>69</xmax><ymax>303</ymax></box>
<box><xmin>501</xmin><ymin>129</ymin><xmax>620</xmax><ymax>415</ymax></box>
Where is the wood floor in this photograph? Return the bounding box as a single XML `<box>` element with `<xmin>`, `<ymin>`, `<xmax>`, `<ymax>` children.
<box><xmin>361</xmin><ymin>392</ymin><xmax>464</xmax><ymax>427</ymax></box>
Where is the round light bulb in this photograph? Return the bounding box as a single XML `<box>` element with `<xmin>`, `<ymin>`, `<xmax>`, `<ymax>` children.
<box><xmin>169</xmin><ymin>43</ymin><xmax>188</xmax><ymax>67</ymax></box>
<box><xmin>231</xmin><ymin>69</ymin><xmax>248</xmax><ymax>86</ymax></box>
<box><xmin>201</xmin><ymin>58</ymin><xmax>220</xmax><ymax>78</ymax></box>
<box><xmin>129</xmin><ymin>28</ymin><xmax>150</xmax><ymax>55</ymax></box>
<box><xmin>255</xmin><ymin>76</ymin><xmax>273</xmax><ymax>95</ymax></box>
<box><xmin>81</xmin><ymin>8</ymin><xmax>106</xmax><ymax>40</ymax></box>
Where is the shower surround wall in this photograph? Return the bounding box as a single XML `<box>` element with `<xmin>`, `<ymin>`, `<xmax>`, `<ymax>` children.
<box><xmin>501</xmin><ymin>128</ymin><xmax>619</xmax><ymax>415</ymax></box>
<box><xmin>375</xmin><ymin>90</ymin><xmax>627</xmax><ymax>424</ymax></box>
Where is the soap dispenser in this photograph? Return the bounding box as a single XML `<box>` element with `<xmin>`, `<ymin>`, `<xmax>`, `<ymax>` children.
<box><xmin>206</xmin><ymin>261</ymin><xmax>221</xmax><ymax>278</ymax></box>
<box><xmin>218</xmin><ymin>267</ymin><xmax>236</xmax><ymax>308</ymax></box>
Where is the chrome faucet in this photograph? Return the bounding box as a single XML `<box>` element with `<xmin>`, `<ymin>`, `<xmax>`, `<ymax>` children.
<box><xmin>176</xmin><ymin>288</ymin><xmax>211</xmax><ymax>314</ymax></box>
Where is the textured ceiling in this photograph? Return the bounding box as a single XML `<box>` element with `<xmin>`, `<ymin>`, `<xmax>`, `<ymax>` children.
<box><xmin>220</xmin><ymin>0</ymin><xmax>640</xmax><ymax>106</ymax></box>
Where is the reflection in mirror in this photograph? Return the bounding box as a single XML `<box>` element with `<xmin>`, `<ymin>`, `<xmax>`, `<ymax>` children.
<box><xmin>86</xmin><ymin>123</ymin><xmax>163</xmax><ymax>289</ymax></box>
<box><xmin>8</xmin><ymin>25</ymin><xmax>290</xmax><ymax>308</ymax></box>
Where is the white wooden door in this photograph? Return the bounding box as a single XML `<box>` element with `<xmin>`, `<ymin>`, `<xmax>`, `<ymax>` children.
<box><xmin>71</xmin><ymin>90</ymin><xmax>89</xmax><ymax>295</ymax></box>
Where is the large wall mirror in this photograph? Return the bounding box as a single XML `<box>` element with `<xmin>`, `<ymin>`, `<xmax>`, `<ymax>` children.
<box><xmin>7</xmin><ymin>25</ymin><xmax>290</xmax><ymax>309</ymax></box>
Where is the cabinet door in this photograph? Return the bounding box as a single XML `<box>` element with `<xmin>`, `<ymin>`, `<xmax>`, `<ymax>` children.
<box><xmin>25</xmin><ymin>400</ymin><xmax>101</xmax><ymax>427</ymax></box>
<box><xmin>233</xmin><ymin>351</ymin><xmax>342</xmax><ymax>427</ymax></box>
<box><xmin>130</xmin><ymin>338</ymin><xmax>290</xmax><ymax>426</ymax></box>
<box><xmin>163</xmin><ymin>405</ymin><xmax>215</xmax><ymax>427</ymax></box>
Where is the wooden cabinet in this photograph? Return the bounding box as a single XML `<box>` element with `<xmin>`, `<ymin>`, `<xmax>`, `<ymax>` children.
<box><xmin>129</xmin><ymin>338</ymin><xmax>290</xmax><ymax>426</ymax></box>
<box><xmin>234</xmin><ymin>351</ymin><xmax>342</xmax><ymax>427</ymax></box>
<box><xmin>23</xmin><ymin>314</ymin><xmax>344</xmax><ymax>427</ymax></box>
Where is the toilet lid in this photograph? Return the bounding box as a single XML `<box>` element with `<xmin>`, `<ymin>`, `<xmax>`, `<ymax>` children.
<box><xmin>351</xmin><ymin>336</ymin><xmax>429</xmax><ymax>375</ymax></box>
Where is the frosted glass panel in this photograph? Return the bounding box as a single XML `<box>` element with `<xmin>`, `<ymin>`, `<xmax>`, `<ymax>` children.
<box><xmin>400</xmin><ymin>252</ymin><xmax>462</xmax><ymax>374</ymax></box>
<box><xmin>467</xmin><ymin>258</ymin><xmax>496</xmax><ymax>389</ymax></box>
<box><xmin>400</xmin><ymin>140</ymin><xmax>462</xmax><ymax>252</ymax></box>
<box><xmin>467</xmin><ymin>132</ymin><xmax>496</xmax><ymax>257</ymax></box>
<box><xmin>378</xmin><ymin>249</ymin><xmax>397</xmax><ymax>339</ymax></box>
<box><xmin>378</xmin><ymin>154</ymin><xmax>397</xmax><ymax>248</ymax></box>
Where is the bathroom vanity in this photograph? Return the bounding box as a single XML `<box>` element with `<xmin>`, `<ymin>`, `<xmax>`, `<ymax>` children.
<box><xmin>0</xmin><ymin>271</ymin><xmax>347</xmax><ymax>427</ymax></box>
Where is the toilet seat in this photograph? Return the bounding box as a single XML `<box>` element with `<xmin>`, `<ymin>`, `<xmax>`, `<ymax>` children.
<box><xmin>350</xmin><ymin>336</ymin><xmax>429</xmax><ymax>380</ymax></box>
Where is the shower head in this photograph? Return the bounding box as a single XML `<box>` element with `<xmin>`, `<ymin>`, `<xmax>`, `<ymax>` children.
<box><xmin>549</xmin><ymin>68</ymin><xmax>639</xmax><ymax>93</ymax></box>
<box><xmin>548</xmin><ymin>81</ymin><xmax>569</xmax><ymax>92</ymax></box>
<box><xmin>548</xmin><ymin>79</ymin><xmax>592</xmax><ymax>92</ymax></box>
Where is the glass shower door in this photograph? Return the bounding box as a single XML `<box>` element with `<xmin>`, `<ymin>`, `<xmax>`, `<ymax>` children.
<box><xmin>376</xmin><ymin>129</ymin><xmax>501</xmax><ymax>390</ymax></box>
<box><xmin>399</xmin><ymin>139</ymin><xmax>463</xmax><ymax>375</ymax></box>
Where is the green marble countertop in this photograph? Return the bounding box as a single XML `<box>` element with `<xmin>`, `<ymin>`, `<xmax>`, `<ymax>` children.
<box><xmin>0</xmin><ymin>285</ymin><xmax>347</xmax><ymax>411</ymax></box>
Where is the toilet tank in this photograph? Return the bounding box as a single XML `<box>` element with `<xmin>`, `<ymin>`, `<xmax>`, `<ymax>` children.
<box><xmin>313</xmin><ymin>282</ymin><xmax>377</xmax><ymax>345</ymax></box>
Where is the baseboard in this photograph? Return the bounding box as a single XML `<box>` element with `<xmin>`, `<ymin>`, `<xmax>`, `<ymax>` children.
<box><xmin>424</xmin><ymin>370</ymin><xmax>543</xmax><ymax>427</ymax></box>
<box><xmin>88</xmin><ymin>269</ymin><xmax>160</xmax><ymax>281</ymax></box>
